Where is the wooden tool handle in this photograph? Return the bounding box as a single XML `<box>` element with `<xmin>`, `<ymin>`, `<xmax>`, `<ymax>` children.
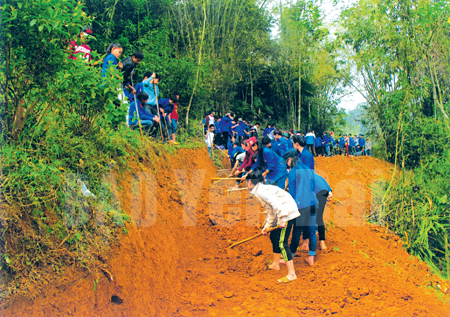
<box><xmin>228</xmin><ymin>226</ymin><xmax>279</xmax><ymax>249</ymax></box>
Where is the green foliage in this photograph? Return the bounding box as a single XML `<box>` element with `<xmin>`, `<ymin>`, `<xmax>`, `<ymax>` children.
<box><xmin>340</xmin><ymin>0</ymin><xmax>450</xmax><ymax>280</ymax></box>
<box><xmin>378</xmin><ymin>153</ymin><xmax>450</xmax><ymax>279</ymax></box>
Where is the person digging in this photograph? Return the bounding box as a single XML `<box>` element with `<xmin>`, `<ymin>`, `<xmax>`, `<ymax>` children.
<box><xmin>246</xmin><ymin>170</ymin><xmax>300</xmax><ymax>284</ymax></box>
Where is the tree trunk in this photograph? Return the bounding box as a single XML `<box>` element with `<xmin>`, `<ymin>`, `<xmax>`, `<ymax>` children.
<box><xmin>297</xmin><ymin>53</ymin><xmax>302</xmax><ymax>130</ymax></box>
<box><xmin>185</xmin><ymin>1</ymin><xmax>207</xmax><ymax>130</ymax></box>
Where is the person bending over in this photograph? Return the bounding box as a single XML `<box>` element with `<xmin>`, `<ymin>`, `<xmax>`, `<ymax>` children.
<box><xmin>241</xmin><ymin>140</ymin><xmax>288</xmax><ymax>189</ymax></box>
<box><xmin>128</xmin><ymin>91</ymin><xmax>160</xmax><ymax>132</ymax></box>
<box><xmin>246</xmin><ymin>170</ymin><xmax>300</xmax><ymax>283</ymax></box>
<box><xmin>283</xmin><ymin>150</ymin><xmax>319</xmax><ymax>266</ymax></box>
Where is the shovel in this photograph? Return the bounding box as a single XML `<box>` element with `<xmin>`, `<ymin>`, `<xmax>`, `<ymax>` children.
<box><xmin>227</xmin><ymin>226</ymin><xmax>279</xmax><ymax>249</ymax></box>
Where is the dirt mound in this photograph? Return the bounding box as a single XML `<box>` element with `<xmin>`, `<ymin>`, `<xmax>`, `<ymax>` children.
<box><xmin>2</xmin><ymin>152</ymin><xmax>449</xmax><ymax>316</ymax></box>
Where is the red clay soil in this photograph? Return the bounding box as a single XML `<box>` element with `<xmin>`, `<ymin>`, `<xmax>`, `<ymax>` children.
<box><xmin>2</xmin><ymin>150</ymin><xmax>450</xmax><ymax>316</ymax></box>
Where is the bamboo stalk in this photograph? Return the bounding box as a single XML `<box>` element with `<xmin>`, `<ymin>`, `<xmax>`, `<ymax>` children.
<box><xmin>445</xmin><ymin>233</ymin><xmax>449</xmax><ymax>279</ymax></box>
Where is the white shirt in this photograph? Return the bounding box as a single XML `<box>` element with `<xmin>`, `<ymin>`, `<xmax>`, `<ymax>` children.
<box><xmin>236</xmin><ymin>152</ymin><xmax>246</xmax><ymax>163</ymax></box>
<box><xmin>205</xmin><ymin>132</ymin><xmax>214</xmax><ymax>147</ymax></box>
<box><xmin>207</xmin><ymin>115</ymin><xmax>215</xmax><ymax>127</ymax></box>
<box><xmin>250</xmin><ymin>183</ymin><xmax>300</xmax><ymax>229</ymax></box>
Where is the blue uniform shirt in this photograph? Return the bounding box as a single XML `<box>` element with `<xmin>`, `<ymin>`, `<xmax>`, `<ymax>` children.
<box><xmin>134</xmin><ymin>82</ymin><xmax>144</xmax><ymax>98</ymax></box>
<box><xmin>220</xmin><ymin>116</ymin><xmax>232</xmax><ymax>133</ymax></box>
<box><xmin>251</xmin><ymin>147</ymin><xmax>288</xmax><ymax>182</ymax></box>
<box><xmin>298</xmin><ymin>148</ymin><xmax>315</xmax><ymax>170</ymax></box>
<box><xmin>232</xmin><ymin>146</ymin><xmax>244</xmax><ymax>158</ymax></box>
<box><xmin>359</xmin><ymin>137</ymin><xmax>366</xmax><ymax>147</ymax></box>
<box><xmin>313</xmin><ymin>173</ymin><xmax>332</xmax><ymax>194</ymax></box>
<box><xmin>142</xmin><ymin>77</ymin><xmax>159</xmax><ymax>106</ymax></box>
<box><xmin>288</xmin><ymin>162</ymin><xmax>319</xmax><ymax>210</ymax></box>
<box><xmin>263</xmin><ymin>127</ymin><xmax>270</xmax><ymax>138</ymax></box>
<box><xmin>158</xmin><ymin>98</ymin><xmax>174</xmax><ymax>115</ymax></box>
<box><xmin>128</xmin><ymin>100</ymin><xmax>156</xmax><ymax>126</ymax></box>
<box><xmin>305</xmin><ymin>133</ymin><xmax>315</xmax><ymax>145</ymax></box>
<box><xmin>273</xmin><ymin>137</ymin><xmax>289</xmax><ymax>158</ymax></box>
<box><xmin>314</xmin><ymin>137</ymin><xmax>322</xmax><ymax>147</ymax></box>
<box><xmin>101</xmin><ymin>53</ymin><xmax>118</xmax><ymax>77</ymax></box>
<box><xmin>227</xmin><ymin>142</ymin><xmax>234</xmax><ymax>157</ymax></box>
<box><xmin>236</xmin><ymin>122</ymin><xmax>246</xmax><ymax>137</ymax></box>
<box><xmin>286</xmin><ymin>137</ymin><xmax>293</xmax><ymax>149</ymax></box>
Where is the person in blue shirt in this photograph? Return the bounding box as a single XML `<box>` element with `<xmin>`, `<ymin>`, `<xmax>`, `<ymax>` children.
<box><xmin>322</xmin><ymin>132</ymin><xmax>330</xmax><ymax>157</ymax></box>
<box><xmin>231</xmin><ymin>142</ymin><xmax>244</xmax><ymax>168</ymax></box>
<box><xmin>272</xmin><ymin>130</ymin><xmax>289</xmax><ymax>158</ymax></box>
<box><xmin>230</xmin><ymin>119</ymin><xmax>238</xmax><ymax>138</ymax></box>
<box><xmin>339</xmin><ymin>134</ymin><xmax>345</xmax><ymax>155</ymax></box>
<box><xmin>227</xmin><ymin>135</ymin><xmax>237</xmax><ymax>162</ymax></box>
<box><xmin>358</xmin><ymin>134</ymin><xmax>366</xmax><ymax>155</ymax></box>
<box><xmin>142</xmin><ymin>73</ymin><xmax>160</xmax><ymax>115</ymax></box>
<box><xmin>128</xmin><ymin>92</ymin><xmax>161</xmax><ymax>131</ymax></box>
<box><xmin>157</xmin><ymin>95</ymin><xmax>177</xmax><ymax>139</ymax></box>
<box><xmin>133</xmin><ymin>72</ymin><xmax>152</xmax><ymax>101</ymax></box>
<box><xmin>241</xmin><ymin>140</ymin><xmax>288</xmax><ymax>189</ymax></box>
<box><xmin>348</xmin><ymin>134</ymin><xmax>355</xmax><ymax>155</ymax></box>
<box><xmin>305</xmin><ymin>131</ymin><xmax>315</xmax><ymax>156</ymax></box>
<box><xmin>314</xmin><ymin>135</ymin><xmax>323</xmax><ymax>157</ymax></box>
<box><xmin>262</xmin><ymin>137</ymin><xmax>272</xmax><ymax>149</ymax></box>
<box><xmin>284</xmin><ymin>132</ymin><xmax>293</xmax><ymax>149</ymax></box>
<box><xmin>219</xmin><ymin>113</ymin><xmax>233</xmax><ymax>148</ymax></box>
<box><xmin>270</xmin><ymin>125</ymin><xmax>276</xmax><ymax>134</ymax></box>
<box><xmin>214</xmin><ymin>117</ymin><xmax>222</xmax><ymax>145</ymax></box>
<box><xmin>313</xmin><ymin>173</ymin><xmax>332</xmax><ymax>250</ymax></box>
<box><xmin>292</xmin><ymin>135</ymin><xmax>315</xmax><ymax>170</ymax></box>
<box><xmin>101</xmin><ymin>42</ymin><xmax>123</xmax><ymax>77</ymax></box>
<box><xmin>235</xmin><ymin>118</ymin><xmax>246</xmax><ymax>139</ymax></box>
<box><xmin>283</xmin><ymin>150</ymin><xmax>319</xmax><ymax>266</ymax></box>
<box><xmin>263</xmin><ymin>124</ymin><xmax>271</xmax><ymax>138</ymax></box>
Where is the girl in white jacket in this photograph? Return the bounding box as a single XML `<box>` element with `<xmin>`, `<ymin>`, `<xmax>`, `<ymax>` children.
<box><xmin>246</xmin><ymin>170</ymin><xmax>300</xmax><ymax>283</ymax></box>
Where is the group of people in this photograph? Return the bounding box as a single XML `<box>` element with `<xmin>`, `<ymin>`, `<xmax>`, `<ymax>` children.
<box><xmin>207</xmin><ymin>122</ymin><xmax>374</xmax><ymax>283</ymax></box>
<box><xmin>205</xmin><ymin>118</ymin><xmax>372</xmax><ymax>159</ymax></box>
<box><xmin>304</xmin><ymin>131</ymin><xmax>372</xmax><ymax>158</ymax></box>
<box><xmin>225</xmin><ymin>133</ymin><xmax>332</xmax><ymax>283</ymax></box>
<box><xmin>68</xmin><ymin>27</ymin><xmax>180</xmax><ymax>143</ymax></box>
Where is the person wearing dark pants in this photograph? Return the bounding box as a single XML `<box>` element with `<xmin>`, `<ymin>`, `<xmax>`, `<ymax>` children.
<box><xmin>283</xmin><ymin>149</ymin><xmax>319</xmax><ymax>266</ymax></box>
<box><xmin>269</xmin><ymin>219</ymin><xmax>296</xmax><ymax>266</ymax></box>
<box><xmin>246</xmin><ymin>170</ymin><xmax>300</xmax><ymax>283</ymax></box>
<box><xmin>315</xmin><ymin>189</ymin><xmax>331</xmax><ymax>250</ymax></box>
<box><xmin>289</xmin><ymin>205</ymin><xmax>317</xmax><ymax>266</ymax></box>
<box><xmin>298</xmin><ymin>173</ymin><xmax>333</xmax><ymax>251</ymax></box>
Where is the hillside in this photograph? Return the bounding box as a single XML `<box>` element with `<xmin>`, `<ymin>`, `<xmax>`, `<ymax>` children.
<box><xmin>1</xmin><ymin>150</ymin><xmax>449</xmax><ymax>316</ymax></box>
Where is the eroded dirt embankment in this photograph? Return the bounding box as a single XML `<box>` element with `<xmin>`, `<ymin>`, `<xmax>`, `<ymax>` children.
<box><xmin>2</xmin><ymin>149</ymin><xmax>450</xmax><ymax>316</ymax></box>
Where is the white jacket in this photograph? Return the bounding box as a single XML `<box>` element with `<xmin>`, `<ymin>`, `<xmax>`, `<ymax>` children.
<box><xmin>250</xmin><ymin>183</ymin><xmax>300</xmax><ymax>230</ymax></box>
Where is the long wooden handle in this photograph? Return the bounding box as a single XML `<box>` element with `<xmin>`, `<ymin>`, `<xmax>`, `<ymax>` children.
<box><xmin>228</xmin><ymin>226</ymin><xmax>279</xmax><ymax>249</ymax></box>
<box><xmin>153</xmin><ymin>83</ymin><xmax>164</xmax><ymax>141</ymax></box>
